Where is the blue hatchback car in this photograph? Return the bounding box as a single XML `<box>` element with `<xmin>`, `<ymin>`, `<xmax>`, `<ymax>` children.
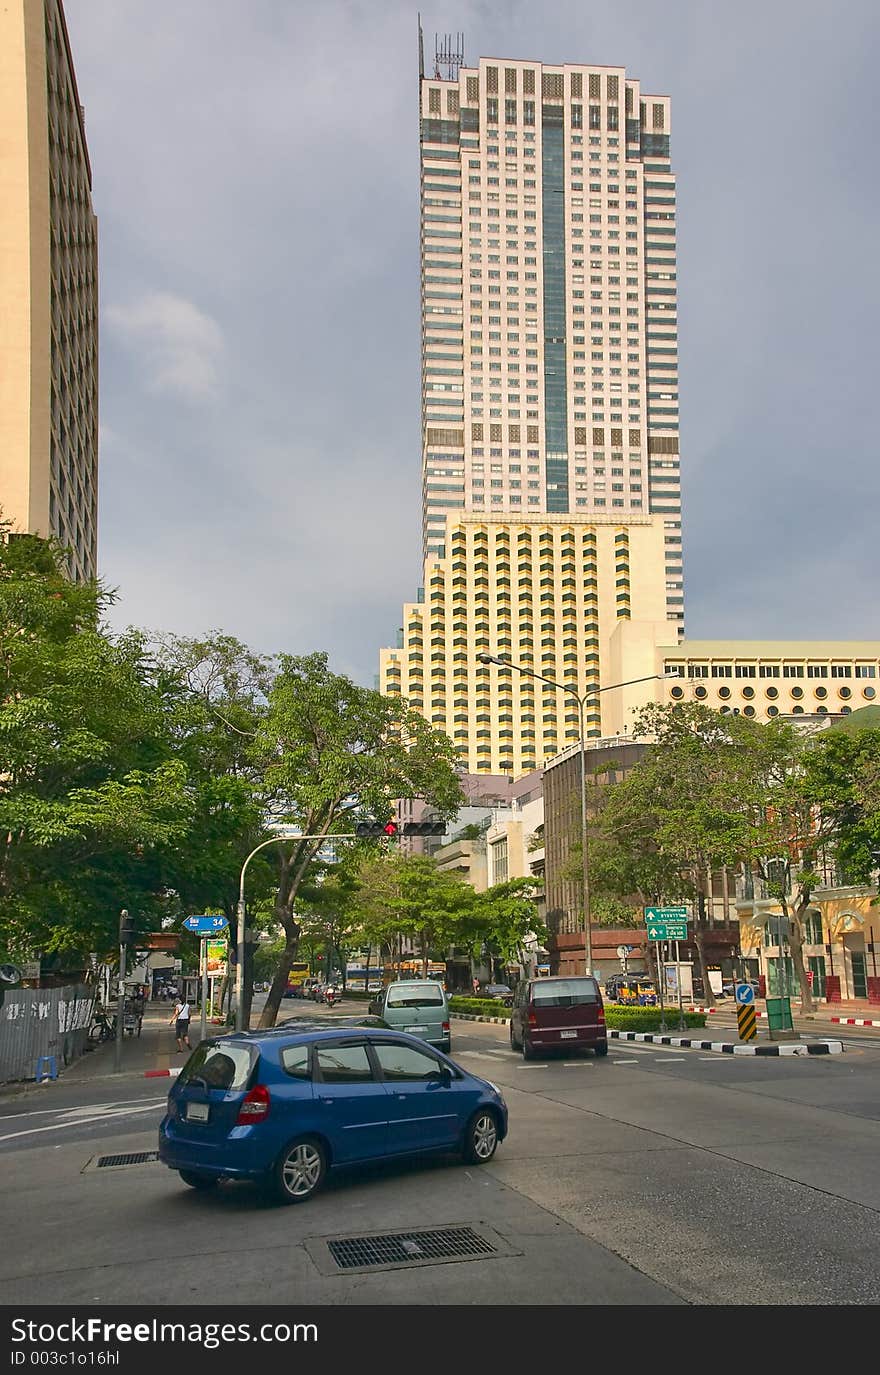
<box><xmin>158</xmin><ymin>1026</ymin><xmax>508</xmax><ymax>1204</ymax></box>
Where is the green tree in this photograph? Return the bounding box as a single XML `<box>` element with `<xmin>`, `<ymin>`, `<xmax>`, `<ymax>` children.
<box><xmin>582</xmin><ymin>703</ymin><xmax>794</xmax><ymax>1005</ymax></box>
<box><xmin>254</xmin><ymin>654</ymin><xmax>463</xmax><ymax>1026</ymax></box>
<box><xmin>0</xmin><ymin>532</ymin><xmax>192</xmax><ymax>964</ymax></box>
<box><xmin>473</xmin><ymin>878</ymin><xmax>547</xmax><ymax>975</ymax></box>
<box><xmin>353</xmin><ymin>851</ymin><xmax>478</xmax><ymax>979</ymax></box>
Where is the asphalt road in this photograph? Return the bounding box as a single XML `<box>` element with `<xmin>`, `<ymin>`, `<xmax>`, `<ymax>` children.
<box><xmin>1</xmin><ymin>1009</ymin><xmax>878</xmax><ymax>1306</ymax></box>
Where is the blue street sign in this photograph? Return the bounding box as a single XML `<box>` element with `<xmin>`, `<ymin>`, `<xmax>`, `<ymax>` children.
<box><xmin>183</xmin><ymin>915</ymin><xmax>229</xmax><ymax>934</ymax></box>
<box><xmin>735</xmin><ymin>982</ymin><xmax>755</xmax><ymax>1006</ymax></box>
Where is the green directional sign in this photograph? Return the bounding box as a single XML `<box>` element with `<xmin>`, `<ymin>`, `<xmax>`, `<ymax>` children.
<box><xmin>645</xmin><ymin>920</ymin><xmax>688</xmax><ymax>941</ymax></box>
<box><xmin>644</xmin><ymin>906</ymin><xmax>688</xmax><ymax>922</ymax></box>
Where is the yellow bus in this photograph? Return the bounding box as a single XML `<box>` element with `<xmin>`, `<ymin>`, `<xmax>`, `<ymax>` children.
<box><xmin>285</xmin><ymin>962</ymin><xmax>310</xmax><ymax>994</ymax></box>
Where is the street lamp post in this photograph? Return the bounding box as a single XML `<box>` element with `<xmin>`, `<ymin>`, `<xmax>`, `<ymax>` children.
<box><xmin>235</xmin><ymin>829</ymin><xmax>300</xmax><ymax>1032</ymax></box>
<box><xmin>235</xmin><ymin>826</ymin><xmax>356</xmax><ymax>1032</ymax></box>
<box><xmin>477</xmin><ymin>653</ymin><xmax>674</xmax><ymax>975</ymax></box>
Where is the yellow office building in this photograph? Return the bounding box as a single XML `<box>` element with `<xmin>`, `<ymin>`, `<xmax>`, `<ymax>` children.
<box><xmin>0</xmin><ymin>0</ymin><xmax>98</xmax><ymax>579</ymax></box>
<box><xmin>379</xmin><ymin>513</ymin><xmax>669</xmax><ymax>775</ymax></box>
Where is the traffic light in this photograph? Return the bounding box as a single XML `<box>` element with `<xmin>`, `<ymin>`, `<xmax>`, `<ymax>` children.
<box><xmin>354</xmin><ymin>820</ymin><xmax>447</xmax><ymax>839</ymax></box>
<box><xmin>355</xmin><ymin>821</ymin><xmax>400</xmax><ymax>839</ymax></box>
<box><xmin>119</xmin><ymin>910</ymin><xmax>136</xmax><ymax>945</ymax></box>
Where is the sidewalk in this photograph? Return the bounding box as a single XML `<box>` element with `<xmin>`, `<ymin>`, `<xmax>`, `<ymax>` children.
<box><xmin>66</xmin><ymin>1004</ymin><xmax>196</xmax><ymax>1085</ymax></box>
<box><xmin>0</xmin><ymin>1004</ymin><xmax>211</xmax><ymax>1099</ymax></box>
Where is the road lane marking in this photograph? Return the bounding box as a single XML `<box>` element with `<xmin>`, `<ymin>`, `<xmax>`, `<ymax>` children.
<box><xmin>0</xmin><ymin>1096</ymin><xmax>166</xmax><ymax>1124</ymax></box>
<box><xmin>0</xmin><ymin>1099</ymin><xmax>166</xmax><ymax>1144</ymax></box>
<box><xmin>612</xmin><ymin>1060</ymin><xmax>637</xmax><ymax>1065</ymax></box>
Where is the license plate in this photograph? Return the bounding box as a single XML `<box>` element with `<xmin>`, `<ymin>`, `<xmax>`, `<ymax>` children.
<box><xmin>185</xmin><ymin>1101</ymin><xmax>209</xmax><ymax>1122</ymax></box>
<box><xmin>407</xmin><ymin>1026</ymin><xmax>426</xmax><ymax>1035</ymax></box>
<box><xmin>560</xmin><ymin>1030</ymin><xmax>577</xmax><ymax>1040</ymax></box>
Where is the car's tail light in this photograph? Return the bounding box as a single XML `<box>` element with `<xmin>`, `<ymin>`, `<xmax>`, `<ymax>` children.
<box><xmin>442</xmin><ymin>1020</ymin><xmax>450</xmax><ymax>1032</ymax></box>
<box><xmin>528</xmin><ymin>1012</ymin><xmax>537</xmax><ymax>1026</ymax></box>
<box><xmin>597</xmin><ymin>1007</ymin><xmax>606</xmax><ymax>1024</ymax></box>
<box><xmin>236</xmin><ymin>1085</ymin><xmax>270</xmax><ymax>1124</ymax></box>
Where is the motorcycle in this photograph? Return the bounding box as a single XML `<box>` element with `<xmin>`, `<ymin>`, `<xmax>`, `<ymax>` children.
<box><xmin>324</xmin><ymin>986</ymin><xmax>341</xmax><ymax>1009</ymax></box>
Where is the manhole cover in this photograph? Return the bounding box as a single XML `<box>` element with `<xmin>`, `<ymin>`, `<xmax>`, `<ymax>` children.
<box><xmin>305</xmin><ymin>1222</ymin><xmax>518</xmax><ymax>1276</ymax></box>
<box><xmin>84</xmin><ymin>1151</ymin><xmax>160</xmax><ymax>1171</ymax></box>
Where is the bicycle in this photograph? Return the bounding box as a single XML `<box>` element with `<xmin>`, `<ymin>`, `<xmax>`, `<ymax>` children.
<box><xmin>88</xmin><ymin>1008</ymin><xmax>116</xmax><ymax>1043</ymax></box>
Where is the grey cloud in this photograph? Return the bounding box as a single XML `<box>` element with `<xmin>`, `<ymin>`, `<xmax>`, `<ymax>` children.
<box><xmin>106</xmin><ymin>292</ymin><xmax>224</xmax><ymax>400</ymax></box>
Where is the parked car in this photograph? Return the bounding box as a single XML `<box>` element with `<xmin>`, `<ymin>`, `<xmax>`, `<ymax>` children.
<box><xmin>368</xmin><ymin>980</ymin><xmax>451</xmax><ymax>1052</ymax></box>
<box><xmin>158</xmin><ymin>1026</ymin><xmax>507</xmax><ymax>1203</ymax></box>
<box><xmin>509</xmin><ymin>975</ymin><xmax>607</xmax><ymax>1059</ymax></box>
<box><xmin>482</xmin><ymin>983</ymin><xmax>514</xmax><ymax>1007</ymax></box>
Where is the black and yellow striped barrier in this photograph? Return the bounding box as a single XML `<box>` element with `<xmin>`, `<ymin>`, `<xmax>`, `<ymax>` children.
<box><xmin>737</xmin><ymin>1003</ymin><xmax>758</xmax><ymax>1041</ymax></box>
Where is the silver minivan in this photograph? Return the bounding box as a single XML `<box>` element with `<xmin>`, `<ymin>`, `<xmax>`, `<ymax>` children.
<box><xmin>371</xmin><ymin>980</ymin><xmax>451</xmax><ymax>1052</ymax></box>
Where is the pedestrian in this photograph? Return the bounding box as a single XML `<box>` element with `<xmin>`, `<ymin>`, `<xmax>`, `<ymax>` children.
<box><xmin>170</xmin><ymin>997</ymin><xmax>191</xmax><ymax>1052</ymax></box>
<box><xmin>473</xmin><ymin>976</ymin><xmax>480</xmax><ymax>996</ymax></box>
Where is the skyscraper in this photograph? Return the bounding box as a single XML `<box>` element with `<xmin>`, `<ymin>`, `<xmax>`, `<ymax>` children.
<box><xmin>380</xmin><ymin>37</ymin><xmax>682</xmax><ymax>775</ymax></box>
<box><xmin>0</xmin><ymin>0</ymin><xmax>99</xmax><ymax>580</ymax></box>
<box><xmin>418</xmin><ymin>42</ymin><xmax>682</xmax><ymax>621</ymax></box>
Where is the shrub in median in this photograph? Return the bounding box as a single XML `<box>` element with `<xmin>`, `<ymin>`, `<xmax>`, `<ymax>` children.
<box><xmin>606</xmin><ymin>1007</ymin><xmax>707</xmax><ymax>1031</ymax></box>
<box><xmin>449</xmin><ymin>997</ymin><xmax>511</xmax><ymax>1019</ymax></box>
<box><xmin>448</xmin><ymin>999</ymin><xmax>706</xmax><ymax>1031</ymax></box>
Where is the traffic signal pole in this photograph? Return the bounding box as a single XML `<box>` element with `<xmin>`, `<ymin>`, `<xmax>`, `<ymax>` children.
<box><xmin>114</xmin><ymin>909</ymin><xmax>128</xmax><ymax>1073</ymax></box>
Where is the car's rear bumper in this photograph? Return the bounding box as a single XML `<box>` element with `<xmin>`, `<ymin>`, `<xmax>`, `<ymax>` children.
<box><xmin>158</xmin><ymin>1118</ymin><xmax>272</xmax><ymax>1180</ymax></box>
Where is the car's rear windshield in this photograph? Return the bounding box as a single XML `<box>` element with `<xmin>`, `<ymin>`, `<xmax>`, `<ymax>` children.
<box><xmin>532</xmin><ymin>978</ymin><xmax>600</xmax><ymax>1007</ymax></box>
<box><xmin>386</xmin><ymin>984</ymin><xmax>444</xmax><ymax>1008</ymax></box>
<box><xmin>178</xmin><ymin>1041</ymin><xmax>255</xmax><ymax>1091</ymax></box>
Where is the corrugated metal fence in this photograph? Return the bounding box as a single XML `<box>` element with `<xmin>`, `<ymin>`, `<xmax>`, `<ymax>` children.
<box><xmin>0</xmin><ymin>984</ymin><xmax>95</xmax><ymax>1083</ymax></box>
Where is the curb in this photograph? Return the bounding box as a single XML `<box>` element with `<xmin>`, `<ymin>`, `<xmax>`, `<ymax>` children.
<box><xmin>144</xmin><ymin>1068</ymin><xmax>181</xmax><ymax>1078</ymax></box>
<box><xmin>451</xmin><ymin>1013</ymin><xmax>510</xmax><ymax>1026</ymax></box>
<box><xmin>831</xmin><ymin>1016</ymin><xmax>880</xmax><ymax>1028</ymax></box>
<box><xmin>686</xmin><ymin>1007</ymin><xmax>717</xmax><ymax>1013</ymax></box>
<box><xmin>609</xmin><ymin>1030</ymin><xmax>844</xmax><ymax>1056</ymax></box>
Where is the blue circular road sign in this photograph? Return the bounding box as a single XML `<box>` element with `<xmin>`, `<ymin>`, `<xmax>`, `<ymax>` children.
<box><xmin>735</xmin><ymin>982</ymin><xmax>755</xmax><ymax>1006</ymax></box>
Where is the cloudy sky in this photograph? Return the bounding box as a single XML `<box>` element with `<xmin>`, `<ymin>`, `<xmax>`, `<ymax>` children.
<box><xmin>65</xmin><ymin>0</ymin><xmax>880</xmax><ymax>684</ymax></box>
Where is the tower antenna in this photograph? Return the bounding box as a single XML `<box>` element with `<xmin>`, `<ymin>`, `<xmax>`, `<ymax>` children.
<box><xmin>434</xmin><ymin>32</ymin><xmax>465</xmax><ymax>82</ymax></box>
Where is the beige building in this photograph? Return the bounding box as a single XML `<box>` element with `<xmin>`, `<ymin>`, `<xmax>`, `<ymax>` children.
<box><xmin>736</xmin><ymin>883</ymin><xmax>880</xmax><ymax>1003</ymax></box>
<box><xmin>417</xmin><ymin>40</ymin><xmax>682</xmax><ymax>621</ymax></box>
<box><xmin>0</xmin><ymin>0</ymin><xmax>98</xmax><ymax>579</ymax></box>
<box><xmin>593</xmin><ymin>629</ymin><xmax>880</xmax><ymax>732</ymax></box>
<box><xmin>381</xmin><ymin>36</ymin><xmax>880</xmax><ymax>779</ymax></box>
<box><xmin>380</xmin><ymin>513</ymin><xmax>669</xmax><ymax>774</ymax></box>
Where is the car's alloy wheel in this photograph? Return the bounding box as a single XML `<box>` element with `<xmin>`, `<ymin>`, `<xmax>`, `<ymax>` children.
<box><xmin>463</xmin><ymin>1110</ymin><xmax>498</xmax><ymax>1163</ymax></box>
<box><xmin>179</xmin><ymin>1170</ymin><xmax>217</xmax><ymax>1191</ymax></box>
<box><xmin>275</xmin><ymin>1137</ymin><xmax>326</xmax><ymax>1204</ymax></box>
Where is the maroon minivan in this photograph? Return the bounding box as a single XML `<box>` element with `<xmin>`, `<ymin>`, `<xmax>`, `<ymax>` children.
<box><xmin>509</xmin><ymin>976</ymin><xmax>607</xmax><ymax>1059</ymax></box>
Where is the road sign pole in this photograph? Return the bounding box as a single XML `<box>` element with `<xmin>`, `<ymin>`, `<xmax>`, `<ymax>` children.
<box><xmin>200</xmin><ymin>937</ymin><xmax>208</xmax><ymax>1044</ymax></box>
<box><xmin>658</xmin><ymin>940</ymin><xmax>667</xmax><ymax>1031</ymax></box>
<box><xmin>675</xmin><ymin>939</ymin><xmax>685</xmax><ymax>1029</ymax></box>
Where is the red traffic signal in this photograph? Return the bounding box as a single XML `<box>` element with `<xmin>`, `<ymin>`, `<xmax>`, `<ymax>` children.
<box><xmin>355</xmin><ymin>821</ymin><xmax>399</xmax><ymax>839</ymax></box>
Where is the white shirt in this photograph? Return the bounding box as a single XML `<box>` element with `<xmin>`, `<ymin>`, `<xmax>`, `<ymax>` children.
<box><xmin>175</xmin><ymin>1002</ymin><xmax>190</xmax><ymax>1020</ymax></box>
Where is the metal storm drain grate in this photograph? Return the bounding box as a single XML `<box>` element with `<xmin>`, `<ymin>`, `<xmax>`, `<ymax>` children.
<box><xmin>306</xmin><ymin>1222</ymin><xmax>517</xmax><ymax>1276</ymax></box>
<box><xmin>94</xmin><ymin>1151</ymin><xmax>159</xmax><ymax>1169</ymax></box>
